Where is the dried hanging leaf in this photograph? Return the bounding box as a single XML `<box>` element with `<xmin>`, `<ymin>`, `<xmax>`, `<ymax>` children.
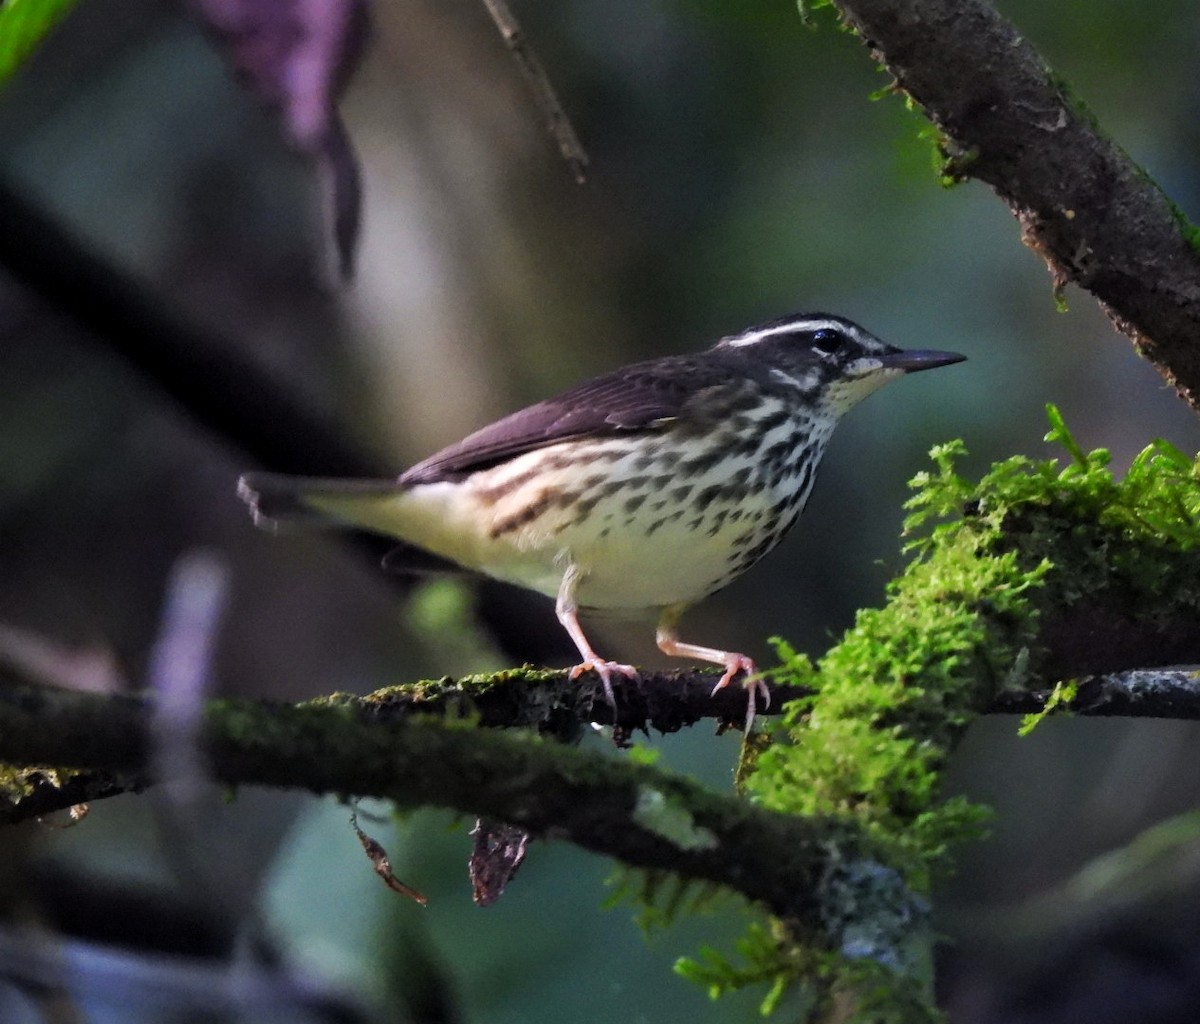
<box><xmin>469</xmin><ymin>818</ymin><xmax>530</xmax><ymax>906</ymax></box>
<box><xmin>350</xmin><ymin>810</ymin><xmax>428</xmax><ymax>906</ymax></box>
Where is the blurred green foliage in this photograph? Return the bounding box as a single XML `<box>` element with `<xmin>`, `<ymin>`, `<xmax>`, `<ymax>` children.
<box><xmin>0</xmin><ymin>0</ymin><xmax>79</xmax><ymax>86</ymax></box>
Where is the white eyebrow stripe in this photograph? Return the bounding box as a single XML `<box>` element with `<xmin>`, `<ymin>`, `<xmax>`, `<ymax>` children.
<box><xmin>719</xmin><ymin>318</ymin><xmax>851</xmax><ymax>348</ymax></box>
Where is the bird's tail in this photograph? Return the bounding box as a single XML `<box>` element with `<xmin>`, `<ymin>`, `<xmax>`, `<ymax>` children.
<box><xmin>237</xmin><ymin>472</ymin><xmax>404</xmax><ymax>531</ymax></box>
<box><xmin>238</xmin><ymin>473</ymin><xmax>465</xmax><ymax>576</ymax></box>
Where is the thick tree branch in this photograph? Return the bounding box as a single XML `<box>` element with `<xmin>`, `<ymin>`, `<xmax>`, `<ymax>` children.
<box><xmin>6</xmin><ymin>664</ymin><xmax>1200</xmax><ymax>826</ymax></box>
<box><xmin>830</xmin><ymin>0</ymin><xmax>1200</xmax><ymax>409</ymax></box>
<box><xmin>0</xmin><ymin>664</ymin><xmax>773</xmax><ymax>825</ymax></box>
<box><xmin>354</xmin><ymin>665</ymin><xmax>785</xmax><ymax>731</ymax></box>
<box><xmin>0</xmin><ymin>671</ymin><xmax>908</xmax><ymax>939</ymax></box>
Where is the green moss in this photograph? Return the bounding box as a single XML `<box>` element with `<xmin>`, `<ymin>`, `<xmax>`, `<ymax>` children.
<box><xmin>304</xmin><ymin>691</ymin><xmax>360</xmax><ymax>708</ymax></box>
<box><xmin>1050</xmin><ymin>73</ymin><xmax>1102</xmax><ymax>135</ymax></box>
<box><xmin>356</xmin><ymin>666</ymin><xmax>563</xmax><ymax>708</ymax></box>
<box><xmin>676</xmin><ymin>921</ymin><xmax>811</xmax><ymax>1015</ymax></box>
<box><xmin>676</xmin><ymin>922</ymin><xmax>939</xmax><ymax>1022</ymax></box>
<box><xmin>745</xmin><ymin>493</ymin><xmax>1030</xmax><ymax>881</ymax></box>
<box><xmin>1017</xmin><ymin>679</ymin><xmax>1078</xmax><ymax>736</ymax></box>
<box><xmin>605</xmin><ymin>866</ymin><xmax>725</xmax><ymax>938</ymax></box>
<box><xmin>1164</xmin><ymin>195</ymin><xmax>1200</xmax><ymax>254</ymax></box>
<box><xmin>1050</xmin><ymin>77</ymin><xmax>1200</xmax><ymax>255</ymax></box>
<box><xmin>936</xmin><ymin>141</ymin><xmax>980</xmax><ymax>188</ymax></box>
<box><xmin>688</xmin><ymin>406</ymin><xmax>1200</xmax><ymax>1016</ymax></box>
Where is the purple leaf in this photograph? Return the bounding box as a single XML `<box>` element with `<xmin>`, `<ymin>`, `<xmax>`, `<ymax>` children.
<box><xmin>191</xmin><ymin>0</ymin><xmax>370</xmax><ymax>278</ymax></box>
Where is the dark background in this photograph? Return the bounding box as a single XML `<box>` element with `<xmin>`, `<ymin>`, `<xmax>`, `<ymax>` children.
<box><xmin>1</xmin><ymin>1</ymin><xmax>1199</xmax><ymax>1021</ymax></box>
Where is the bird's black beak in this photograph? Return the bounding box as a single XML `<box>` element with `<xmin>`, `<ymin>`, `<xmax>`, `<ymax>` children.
<box><xmin>879</xmin><ymin>349</ymin><xmax>967</xmax><ymax>373</ymax></box>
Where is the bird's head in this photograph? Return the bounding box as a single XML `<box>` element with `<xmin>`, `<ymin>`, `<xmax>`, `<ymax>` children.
<box><xmin>714</xmin><ymin>312</ymin><xmax>965</xmax><ymax>414</ymax></box>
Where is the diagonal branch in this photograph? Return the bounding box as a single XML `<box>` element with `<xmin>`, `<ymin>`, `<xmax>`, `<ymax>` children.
<box><xmin>830</xmin><ymin>0</ymin><xmax>1200</xmax><ymax>410</ymax></box>
<box><xmin>479</xmin><ymin>0</ymin><xmax>589</xmax><ymax>183</ymax></box>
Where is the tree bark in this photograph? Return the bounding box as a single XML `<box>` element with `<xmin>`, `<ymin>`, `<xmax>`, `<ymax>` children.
<box><xmin>831</xmin><ymin>0</ymin><xmax>1200</xmax><ymax>409</ymax></box>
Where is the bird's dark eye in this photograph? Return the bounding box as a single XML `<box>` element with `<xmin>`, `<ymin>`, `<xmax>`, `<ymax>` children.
<box><xmin>811</xmin><ymin>329</ymin><xmax>844</xmax><ymax>355</ymax></box>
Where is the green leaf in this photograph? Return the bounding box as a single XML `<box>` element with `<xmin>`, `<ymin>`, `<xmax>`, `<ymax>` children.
<box><xmin>0</xmin><ymin>0</ymin><xmax>81</xmax><ymax>87</ymax></box>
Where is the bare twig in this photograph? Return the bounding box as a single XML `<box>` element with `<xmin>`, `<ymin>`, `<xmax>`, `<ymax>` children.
<box><xmin>480</xmin><ymin>0</ymin><xmax>590</xmax><ymax>183</ymax></box>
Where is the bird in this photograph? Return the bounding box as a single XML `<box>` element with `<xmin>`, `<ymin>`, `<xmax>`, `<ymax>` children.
<box><xmin>237</xmin><ymin>312</ymin><xmax>964</xmax><ymax>726</ymax></box>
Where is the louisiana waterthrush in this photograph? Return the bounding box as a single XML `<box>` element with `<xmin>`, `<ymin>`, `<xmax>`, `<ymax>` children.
<box><xmin>238</xmin><ymin>313</ymin><xmax>963</xmax><ymax>724</ymax></box>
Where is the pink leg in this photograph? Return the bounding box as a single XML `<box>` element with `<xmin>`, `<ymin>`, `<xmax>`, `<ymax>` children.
<box><xmin>556</xmin><ymin>565</ymin><xmax>637</xmax><ymax>708</ymax></box>
<box><xmin>656</xmin><ymin>605</ymin><xmax>766</xmax><ymax>730</ymax></box>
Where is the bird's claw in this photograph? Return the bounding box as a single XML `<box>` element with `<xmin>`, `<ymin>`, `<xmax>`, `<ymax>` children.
<box><xmin>708</xmin><ymin>654</ymin><xmax>766</xmax><ymax>732</ymax></box>
<box><xmin>570</xmin><ymin>659</ymin><xmax>639</xmax><ymax>711</ymax></box>
<box><xmin>709</xmin><ymin>653</ymin><xmax>757</xmax><ymax>695</ymax></box>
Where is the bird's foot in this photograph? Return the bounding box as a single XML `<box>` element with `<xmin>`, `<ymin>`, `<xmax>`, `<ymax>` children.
<box><xmin>709</xmin><ymin>653</ymin><xmax>766</xmax><ymax>732</ymax></box>
<box><xmin>569</xmin><ymin>659</ymin><xmax>639</xmax><ymax>711</ymax></box>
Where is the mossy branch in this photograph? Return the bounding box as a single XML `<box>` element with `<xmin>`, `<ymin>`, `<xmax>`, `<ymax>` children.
<box><xmin>3</xmin><ymin>420</ymin><xmax>1198</xmax><ymax>856</ymax></box>
<box><xmin>827</xmin><ymin>0</ymin><xmax>1200</xmax><ymax>409</ymax></box>
<box><xmin>5</xmin><ymin>664</ymin><xmax>1200</xmax><ymax>827</ymax></box>
<box><xmin>0</xmin><ymin>668</ymin><xmax>908</xmax><ymax>933</ymax></box>
<box><xmin>706</xmin><ymin>413</ymin><xmax>1200</xmax><ymax>1013</ymax></box>
<box><xmin>741</xmin><ymin>416</ymin><xmax>1200</xmax><ymax>888</ymax></box>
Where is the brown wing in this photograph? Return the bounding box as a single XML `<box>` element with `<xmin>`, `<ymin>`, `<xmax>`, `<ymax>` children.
<box><xmin>400</xmin><ymin>354</ymin><xmax>731</xmax><ymax>484</ymax></box>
